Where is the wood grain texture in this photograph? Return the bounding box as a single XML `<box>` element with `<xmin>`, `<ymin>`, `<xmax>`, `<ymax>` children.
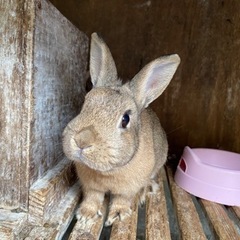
<box><xmin>0</xmin><ymin>0</ymin><xmax>88</xmax><ymax>209</ymax></box>
<box><xmin>29</xmin><ymin>158</ymin><xmax>76</xmax><ymax>224</ymax></box>
<box><xmin>110</xmin><ymin>198</ymin><xmax>138</xmax><ymax>239</ymax></box>
<box><xmin>201</xmin><ymin>200</ymin><xmax>240</xmax><ymax>239</ymax></box>
<box><xmin>146</xmin><ymin>168</ymin><xmax>171</xmax><ymax>240</ymax></box>
<box><xmin>29</xmin><ymin>0</ymin><xmax>88</xmax><ymax>186</ymax></box>
<box><xmin>49</xmin><ymin>182</ymin><xmax>81</xmax><ymax>239</ymax></box>
<box><xmin>167</xmin><ymin>167</ymin><xmax>207</xmax><ymax>239</ymax></box>
<box><xmin>24</xmin><ymin>226</ymin><xmax>58</xmax><ymax>240</ymax></box>
<box><xmin>69</xmin><ymin>200</ymin><xmax>107</xmax><ymax>240</ymax></box>
<box><xmin>232</xmin><ymin>206</ymin><xmax>240</xmax><ymax>219</ymax></box>
<box><xmin>49</xmin><ymin>0</ymin><xmax>240</xmax><ymax>155</ymax></box>
<box><xmin>0</xmin><ymin>0</ymin><xmax>35</xmax><ymax>210</ymax></box>
<box><xmin>0</xmin><ymin>210</ymin><xmax>27</xmax><ymax>240</ymax></box>
<box><xmin>17</xmin><ymin>176</ymin><xmax>81</xmax><ymax>240</ymax></box>
<box><xmin>39</xmin><ymin>166</ymin><xmax>239</xmax><ymax>239</ymax></box>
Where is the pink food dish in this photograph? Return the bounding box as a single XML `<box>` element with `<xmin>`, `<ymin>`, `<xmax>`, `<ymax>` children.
<box><xmin>174</xmin><ymin>146</ymin><xmax>240</xmax><ymax>206</ymax></box>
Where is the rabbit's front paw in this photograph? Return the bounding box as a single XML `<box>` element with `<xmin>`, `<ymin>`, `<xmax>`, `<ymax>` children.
<box><xmin>105</xmin><ymin>204</ymin><xmax>132</xmax><ymax>226</ymax></box>
<box><xmin>138</xmin><ymin>187</ymin><xmax>147</xmax><ymax>206</ymax></box>
<box><xmin>76</xmin><ymin>202</ymin><xmax>103</xmax><ymax>225</ymax></box>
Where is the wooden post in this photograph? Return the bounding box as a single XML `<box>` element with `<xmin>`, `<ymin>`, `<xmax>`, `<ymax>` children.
<box><xmin>0</xmin><ymin>0</ymin><xmax>88</xmax><ymax>238</ymax></box>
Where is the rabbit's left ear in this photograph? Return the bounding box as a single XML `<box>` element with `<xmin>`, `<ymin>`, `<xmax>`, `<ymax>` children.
<box><xmin>90</xmin><ymin>33</ymin><xmax>120</xmax><ymax>87</ymax></box>
<box><xmin>129</xmin><ymin>54</ymin><xmax>180</xmax><ymax>109</ymax></box>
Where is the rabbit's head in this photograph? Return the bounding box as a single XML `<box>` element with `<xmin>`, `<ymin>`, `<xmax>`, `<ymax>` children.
<box><xmin>63</xmin><ymin>33</ymin><xmax>180</xmax><ymax>172</ymax></box>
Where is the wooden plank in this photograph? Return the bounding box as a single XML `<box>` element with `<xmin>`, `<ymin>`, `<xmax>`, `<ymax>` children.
<box><xmin>201</xmin><ymin>200</ymin><xmax>240</xmax><ymax>239</ymax></box>
<box><xmin>110</xmin><ymin>198</ymin><xmax>138</xmax><ymax>239</ymax></box>
<box><xmin>29</xmin><ymin>0</ymin><xmax>88</xmax><ymax>185</ymax></box>
<box><xmin>228</xmin><ymin>206</ymin><xmax>240</xmax><ymax>235</ymax></box>
<box><xmin>24</xmin><ymin>226</ymin><xmax>58</xmax><ymax>240</ymax></box>
<box><xmin>0</xmin><ymin>210</ymin><xmax>27</xmax><ymax>240</ymax></box>
<box><xmin>69</xmin><ymin>200</ymin><xmax>107</xmax><ymax>240</ymax></box>
<box><xmin>20</xmin><ymin>182</ymin><xmax>80</xmax><ymax>239</ymax></box>
<box><xmin>167</xmin><ymin>167</ymin><xmax>207</xmax><ymax>239</ymax></box>
<box><xmin>49</xmin><ymin>183</ymin><xmax>81</xmax><ymax>239</ymax></box>
<box><xmin>0</xmin><ymin>0</ymin><xmax>35</xmax><ymax>210</ymax></box>
<box><xmin>232</xmin><ymin>206</ymin><xmax>240</xmax><ymax>219</ymax></box>
<box><xmin>146</xmin><ymin>168</ymin><xmax>171</xmax><ymax>240</ymax></box>
<box><xmin>0</xmin><ymin>0</ymin><xmax>88</xmax><ymax>211</ymax></box>
<box><xmin>29</xmin><ymin>158</ymin><xmax>76</xmax><ymax>224</ymax></box>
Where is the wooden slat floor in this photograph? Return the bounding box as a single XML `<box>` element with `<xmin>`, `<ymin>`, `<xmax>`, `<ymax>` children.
<box><xmin>65</xmin><ymin>166</ymin><xmax>240</xmax><ymax>240</ymax></box>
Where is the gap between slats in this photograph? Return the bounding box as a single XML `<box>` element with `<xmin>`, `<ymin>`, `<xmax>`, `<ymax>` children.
<box><xmin>65</xmin><ymin>166</ymin><xmax>240</xmax><ymax>240</ymax></box>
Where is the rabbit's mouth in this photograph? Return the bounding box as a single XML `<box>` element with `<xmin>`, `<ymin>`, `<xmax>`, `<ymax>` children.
<box><xmin>75</xmin><ymin>149</ymin><xmax>133</xmax><ymax>173</ymax></box>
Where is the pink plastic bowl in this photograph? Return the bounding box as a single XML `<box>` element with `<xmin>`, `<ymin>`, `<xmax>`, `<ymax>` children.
<box><xmin>174</xmin><ymin>146</ymin><xmax>240</xmax><ymax>206</ymax></box>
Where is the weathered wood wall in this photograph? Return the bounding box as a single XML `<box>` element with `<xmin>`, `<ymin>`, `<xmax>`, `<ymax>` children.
<box><xmin>0</xmin><ymin>0</ymin><xmax>88</xmax><ymax>209</ymax></box>
<box><xmin>0</xmin><ymin>0</ymin><xmax>35</xmax><ymax>210</ymax></box>
<box><xmin>50</xmin><ymin>0</ymin><xmax>240</xmax><ymax>155</ymax></box>
<box><xmin>29</xmin><ymin>0</ymin><xmax>88</xmax><ymax>186</ymax></box>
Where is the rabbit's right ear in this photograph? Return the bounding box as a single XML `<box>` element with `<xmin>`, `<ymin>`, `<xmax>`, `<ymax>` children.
<box><xmin>129</xmin><ymin>54</ymin><xmax>180</xmax><ymax>109</ymax></box>
<box><xmin>90</xmin><ymin>33</ymin><xmax>120</xmax><ymax>87</ymax></box>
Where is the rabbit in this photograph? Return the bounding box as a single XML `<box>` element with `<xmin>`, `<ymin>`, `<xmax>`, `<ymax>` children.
<box><xmin>62</xmin><ymin>32</ymin><xmax>180</xmax><ymax>226</ymax></box>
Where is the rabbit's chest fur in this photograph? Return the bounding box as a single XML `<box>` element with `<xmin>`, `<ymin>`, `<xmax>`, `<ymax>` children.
<box><xmin>75</xmin><ymin>108</ymin><xmax>166</xmax><ymax>197</ymax></box>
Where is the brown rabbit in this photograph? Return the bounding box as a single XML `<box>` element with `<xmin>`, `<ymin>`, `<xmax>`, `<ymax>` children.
<box><xmin>63</xmin><ymin>33</ymin><xmax>180</xmax><ymax>226</ymax></box>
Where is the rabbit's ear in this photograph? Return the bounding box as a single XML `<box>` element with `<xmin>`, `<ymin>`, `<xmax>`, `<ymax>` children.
<box><xmin>90</xmin><ymin>33</ymin><xmax>119</xmax><ymax>87</ymax></box>
<box><xmin>129</xmin><ymin>54</ymin><xmax>180</xmax><ymax>109</ymax></box>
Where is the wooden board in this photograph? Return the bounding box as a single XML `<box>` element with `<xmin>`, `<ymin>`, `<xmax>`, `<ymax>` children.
<box><xmin>29</xmin><ymin>0</ymin><xmax>88</xmax><ymax>186</ymax></box>
<box><xmin>0</xmin><ymin>210</ymin><xmax>27</xmax><ymax>240</ymax></box>
<box><xmin>54</xmin><ymin>166</ymin><xmax>240</xmax><ymax>239</ymax></box>
<box><xmin>167</xmin><ymin>167</ymin><xmax>207</xmax><ymax>239</ymax></box>
<box><xmin>24</xmin><ymin>226</ymin><xmax>58</xmax><ymax>240</ymax></box>
<box><xmin>50</xmin><ymin>0</ymin><xmax>240</xmax><ymax>155</ymax></box>
<box><xmin>0</xmin><ymin>0</ymin><xmax>35</xmax><ymax>210</ymax></box>
<box><xmin>232</xmin><ymin>206</ymin><xmax>240</xmax><ymax>219</ymax></box>
<box><xmin>110</xmin><ymin>198</ymin><xmax>138</xmax><ymax>239</ymax></box>
<box><xmin>201</xmin><ymin>200</ymin><xmax>240</xmax><ymax>239</ymax></box>
<box><xmin>29</xmin><ymin>158</ymin><xmax>76</xmax><ymax>224</ymax></box>
<box><xmin>146</xmin><ymin>169</ymin><xmax>171</xmax><ymax>240</ymax></box>
<box><xmin>69</xmin><ymin>200</ymin><xmax>108</xmax><ymax>240</ymax></box>
<box><xmin>49</xmin><ymin>183</ymin><xmax>81</xmax><ymax>239</ymax></box>
<box><xmin>0</xmin><ymin>0</ymin><xmax>88</xmax><ymax>210</ymax></box>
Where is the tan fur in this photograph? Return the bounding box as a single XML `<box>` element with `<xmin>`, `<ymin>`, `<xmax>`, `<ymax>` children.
<box><xmin>62</xmin><ymin>33</ymin><xmax>180</xmax><ymax>226</ymax></box>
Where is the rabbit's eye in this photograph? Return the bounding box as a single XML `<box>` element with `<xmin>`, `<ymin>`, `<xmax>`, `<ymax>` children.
<box><xmin>121</xmin><ymin>113</ymin><xmax>130</xmax><ymax>128</ymax></box>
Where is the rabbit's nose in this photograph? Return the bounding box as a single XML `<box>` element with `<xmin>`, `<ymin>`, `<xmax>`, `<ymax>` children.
<box><xmin>74</xmin><ymin>128</ymin><xmax>96</xmax><ymax>149</ymax></box>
